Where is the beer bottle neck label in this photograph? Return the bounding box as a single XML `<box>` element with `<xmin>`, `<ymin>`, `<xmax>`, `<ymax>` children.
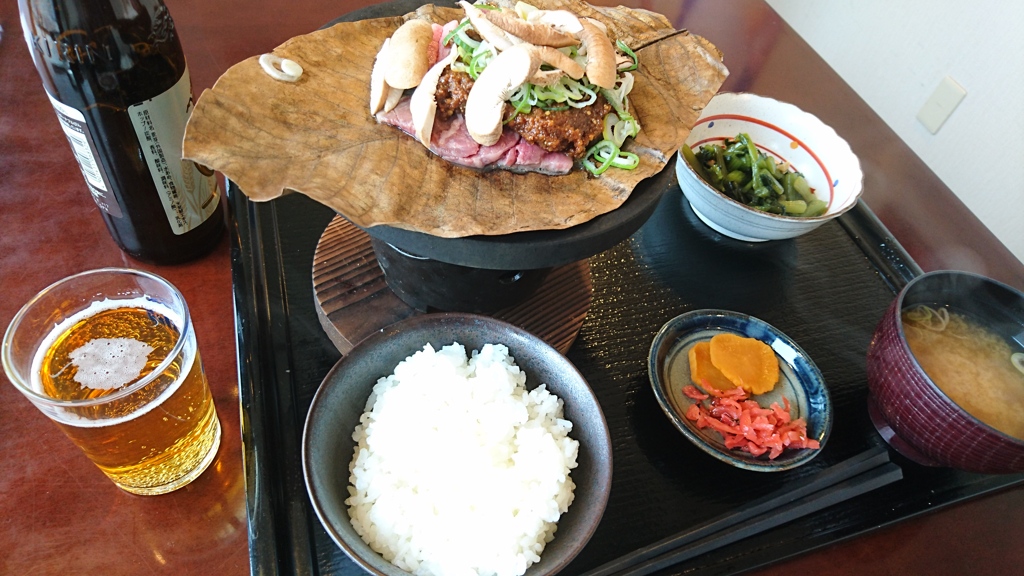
<box><xmin>46</xmin><ymin>93</ymin><xmax>124</xmax><ymax>218</ymax></box>
<box><xmin>127</xmin><ymin>66</ymin><xmax>220</xmax><ymax>236</ymax></box>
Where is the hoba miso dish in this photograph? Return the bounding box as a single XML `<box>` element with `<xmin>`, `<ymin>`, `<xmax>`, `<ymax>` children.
<box><xmin>346</xmin><ymin>342</ymin><xmax>579</xmax><ymax>576</ymax></box>
<box><xmin>370</xmin><ymin>1</ymin><xmax>642</xmax><ymax>176</ymax></box>
<box><xmin>902</xmin><ymin>305</ymin><xmax>1024</xmax><ymax>440</ymax></box>
<box><xmin>181</xmin><ymin>0</ymin><xmax>728</xmax><ymax>239</ymax></box>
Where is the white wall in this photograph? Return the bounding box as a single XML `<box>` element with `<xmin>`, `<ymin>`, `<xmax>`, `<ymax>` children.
<box><xmin>766</xmin><ymin>0</ymin><xmax>1024</xmax><ymax>264</ymax></box>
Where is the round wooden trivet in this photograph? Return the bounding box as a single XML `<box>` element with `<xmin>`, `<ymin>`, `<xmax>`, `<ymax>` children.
<box><xmin>313</xmin><ymin>215</ymin><xmax>593</xmax><ymax>355</ymax></box>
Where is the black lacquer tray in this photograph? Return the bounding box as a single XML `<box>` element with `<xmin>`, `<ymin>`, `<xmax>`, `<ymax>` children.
<box><xmin>230</xmin><ymin>3</ymin><xmax>1022</xmax><ymax>574</ymax></box>
<box><xmin>231</xmin><ymin>179</ymin><xmax>1023</xmax><ymax>576</ymax></box>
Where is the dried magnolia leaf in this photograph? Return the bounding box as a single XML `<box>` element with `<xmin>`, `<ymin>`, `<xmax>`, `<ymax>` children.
<box><xmin>183</xmin><ymin>0</ymin><xmax>727</xmax><ymax>238</ymax></box>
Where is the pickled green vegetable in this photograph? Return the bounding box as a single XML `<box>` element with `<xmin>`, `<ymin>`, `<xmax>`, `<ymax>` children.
<box><xmin>684</xmin><ymin>133</ymin><xmax>826</xmax><ymax>218</ymax></box>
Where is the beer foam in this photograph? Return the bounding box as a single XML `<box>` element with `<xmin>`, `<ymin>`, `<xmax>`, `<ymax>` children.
<box><xmin>53</xmin><ymin>343</ymin><xmax>195</xmax><ymax>429</ymax></box>
<box><xmin>69</xmin><ymin>337</ymin><xmax>155</xmax><ymax>390</ymax></box>
<box><xmin>30</xmin><ymin>297</ymin><xmax>197</xmax><ymax>428</ymax></box>
<box><xmin>30</xmin><ymin>296</ymin><xmax>183</xmax><ymax>397</ymax></box>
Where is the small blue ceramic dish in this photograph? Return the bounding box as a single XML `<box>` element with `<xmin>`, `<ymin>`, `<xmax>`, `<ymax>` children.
<box><xmin>649</xmin><ymin>309</ymin><xmax>832</xmax><ymax>471</ymax></box>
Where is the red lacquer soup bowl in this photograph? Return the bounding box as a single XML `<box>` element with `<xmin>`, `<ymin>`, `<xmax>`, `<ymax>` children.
<box><xmin>866</xmin><ymin>270</ymin><xmax>1024</xmax><ymax>474</ymax></box>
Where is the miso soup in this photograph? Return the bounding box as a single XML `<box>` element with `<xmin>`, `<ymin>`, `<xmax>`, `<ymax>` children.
<box><xmin>902</xmin><ymin>305</ymin><xmax>1024</xmax><ymax>440</ymax></box>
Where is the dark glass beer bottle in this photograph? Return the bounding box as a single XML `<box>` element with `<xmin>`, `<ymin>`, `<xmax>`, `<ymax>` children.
<box><xmin>19</xmin><ymin>0</ymin><xmax>224</xmax><ymax>264</ymax></box>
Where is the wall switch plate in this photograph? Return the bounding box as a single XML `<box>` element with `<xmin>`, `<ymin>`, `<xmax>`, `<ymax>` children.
<box><xmin>917</xmin><ymin>76</ymin><xmax>967</xmax><ymax>134</ymax></box>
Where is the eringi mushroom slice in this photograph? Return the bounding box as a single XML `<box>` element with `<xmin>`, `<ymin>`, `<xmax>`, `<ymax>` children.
<box><xmin>579</xmin><ymin>18</ymin><xmax>616</xmax><ymax>89</ymax></box>
<box><xmin>528</xmin><ymin>70</ymin><xmax>559</xmax><ymax>87</ymax></box>
<box><xmin>410</xmin><ymin>50</ymin><xmax>459</xmax><ymax>146</ymax></box>
<box><xmin>535</xmin><ymin>46</ymin><xmax>584</xmax><ymax>78</ymax></box>
<box><xmin>369</xmin><ymin>38</ymin><xmax>392</xmax><ymax>114</ymax></box>
<box><xmin>464</xmin><ymin>43</ymin><xmax>541</xmax><ymax>146</ymax></box>
<box><xmin>370</xmin><ymin>38</ymin><xmax>410</xmax><ymax>115</ymax></box>
<box><xmin>528</xmin><ymin>45</ymin><xmax>584</xmax><ymax>86</ymax></box>
<box><xmin>525</xmin><ymin>9</ymin><xmax>584</xmax><ymax>35</ymax></box>
<box><xmin>382</xmin><ymin>86</ymin><xmax>404</xmax><ymax>114</ymax></box>
<box><xmin>459</xmin><ymin>1</ymin><xmax>518</xmax><ymax>51</ymax></box>
<box><xmin>383</xmin><ymin>19</ymin><xmax>435</xmax><ymax>89</ymax></box>
<box><xmin>480</xmin><ymin>7</ymin><xmax>579</xmax><ymax>48</ymax></box>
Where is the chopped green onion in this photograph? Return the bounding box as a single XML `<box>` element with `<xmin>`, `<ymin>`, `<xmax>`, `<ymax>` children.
<box><xmin>583</xmin><ymin>141</ymin><xmax>618</xmax><ymax>175</ymax></box>
<box><xmin>616</xmin><ymin>40</ymin><xmax>638</xmax><ymax>71</ymax></box>
<box><xmin>468</xmin><ymin>48</ymin><xmax>494</xmax><ymax>80</ymax></box>
<box><xmin>601</xmin><ymin>72</ymin><xmax>635</xmax><ymax>119</ymax></box>
<box><xmin>611</xmin><ymin>150</ymin><xmax>639</xmax><ymax>169</ymax></box>
<box><xmin>506</xmin><ymin>86</ymin><xmax>534</xmax><ymax>122</ymax></box>
<box><xmin>602</xmin><ymin>113</ymin><xmax>617</xmax><ymax>141</ymax></box>
<box><xmin>583</xmin><ymin>135</ymin><xmax>640</xmax><ymax>176</ymax></box>
<box><xmin>572</xmin><ymin>84</ymin><xmax>597</xmax><ymax>107</ymax></box>
<box><xmin>535</xmin><ymin>87</ymin><xmax>567</xmax><ymax>103</ymax></box>
<box><xmin>442</xmin><ymin>19</ymin><xmax>471</xmax><ymax>47</ymax></box>
<box><xmin>454</xmin><ymin>25</ymin><xmax>481</xmax><ymax>51</ymax></box>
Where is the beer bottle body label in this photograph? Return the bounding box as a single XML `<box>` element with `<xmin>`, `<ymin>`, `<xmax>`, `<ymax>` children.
<box><xmin>127</xmin><ymin>68</ymin><xmax>220</xmax><ymax>235</ymax></box>
<box><xmin>46</xmin><ymin>94</ymin><xmax>123</xmax><ymax>218</ymax></box>
<box><xmin>47</xmin><ymin>68</ymin><xmax>220</xmax><ymax>236</ymax></box>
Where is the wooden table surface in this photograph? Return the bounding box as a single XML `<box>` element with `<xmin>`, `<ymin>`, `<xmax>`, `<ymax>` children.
<box><xmin>1</xmin><ymin>1</ymin><xmax>1021</xmax><ymax>574</ymax></box>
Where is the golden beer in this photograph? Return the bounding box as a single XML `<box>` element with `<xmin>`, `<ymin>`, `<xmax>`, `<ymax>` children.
<box><xmin>31</xmin><ymin>300</ymin><xmax>221</xmax><ymax>495</ymax></box>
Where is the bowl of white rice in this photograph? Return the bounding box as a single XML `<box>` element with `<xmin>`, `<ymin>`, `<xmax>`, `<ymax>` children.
<box><xmin>302</xmin><ymin>313</ymin><xmax>613</xmax><ymax>576</ymax></box>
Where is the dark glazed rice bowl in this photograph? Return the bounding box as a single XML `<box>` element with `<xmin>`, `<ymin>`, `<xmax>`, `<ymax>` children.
<box><xmin>302</xmin><ymin>313</ymin><xmax>613</xmax><ymax>575</ymax></box>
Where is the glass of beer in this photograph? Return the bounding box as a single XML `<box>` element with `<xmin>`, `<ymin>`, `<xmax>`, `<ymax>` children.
<box><xmin>2</xmin><ymin>268</ymin><xmax>221</xmax><ymax>495</ymax></box>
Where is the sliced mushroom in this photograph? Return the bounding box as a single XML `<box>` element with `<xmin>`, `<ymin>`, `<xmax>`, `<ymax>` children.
<box><xmin>383</xmin><ymin>19</ymin><xmax>435</xmax><ymax>89</ymax></box>
<box><xmin>465</xmin><ymin>44</ymin><xmax>540</xmax><ymax>146</ymax></box>
<box><xmin>531</xmin><ymin>69</ymin><xmax>573</xmax><ymax>86</ymax></box>
<box><xmin>410</xmin><ymin>50</ymin><xmax>458</xmax><ymax>146</ymax></box>
<box><xmin>616</xmin><ymin>52</ymin><xmax>634</xmax><ymax>71</ymax></box>
<box><xmin>458</xmin><ymin>1</ymin><xmax>518</xmax><ymax>51</ymax></box>
<box><xmin>382</xmin><ymin>86</ymin><xmax>404</xmax><ymax>114</ymax></box>
<box><xmin>586</xmin><ymin>18</ymin><xmax>609</xmax><ymax>35</ymax></box>
<box><xmin>481</xmin><ymin>7</ymin><xmax>578</xmax><ymax>48</ymax></box>
<box><xmin>579</xmin><ymin>18</ymin><xmax>616</xmax><ymax>89</ymax></box>
<box><xmin>534</xmin><ymin>46</ymin><xmax>584</xmax><ymax>79</ymax></box>
<box><xmin>524</xmin><ymin>9</ymin><xmax>584</xmax><ymax>35</ymax></box>
<box><xmin>369</xmin><ymin>38</ymin><xmax>392</xmax><ymax>114</ymax></box>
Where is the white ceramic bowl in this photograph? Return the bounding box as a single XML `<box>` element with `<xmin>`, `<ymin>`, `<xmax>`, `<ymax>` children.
<box><xmin>675</xmin><ymin>93</ymin><xmax>863</xmax><ymax>242</ymax></box>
